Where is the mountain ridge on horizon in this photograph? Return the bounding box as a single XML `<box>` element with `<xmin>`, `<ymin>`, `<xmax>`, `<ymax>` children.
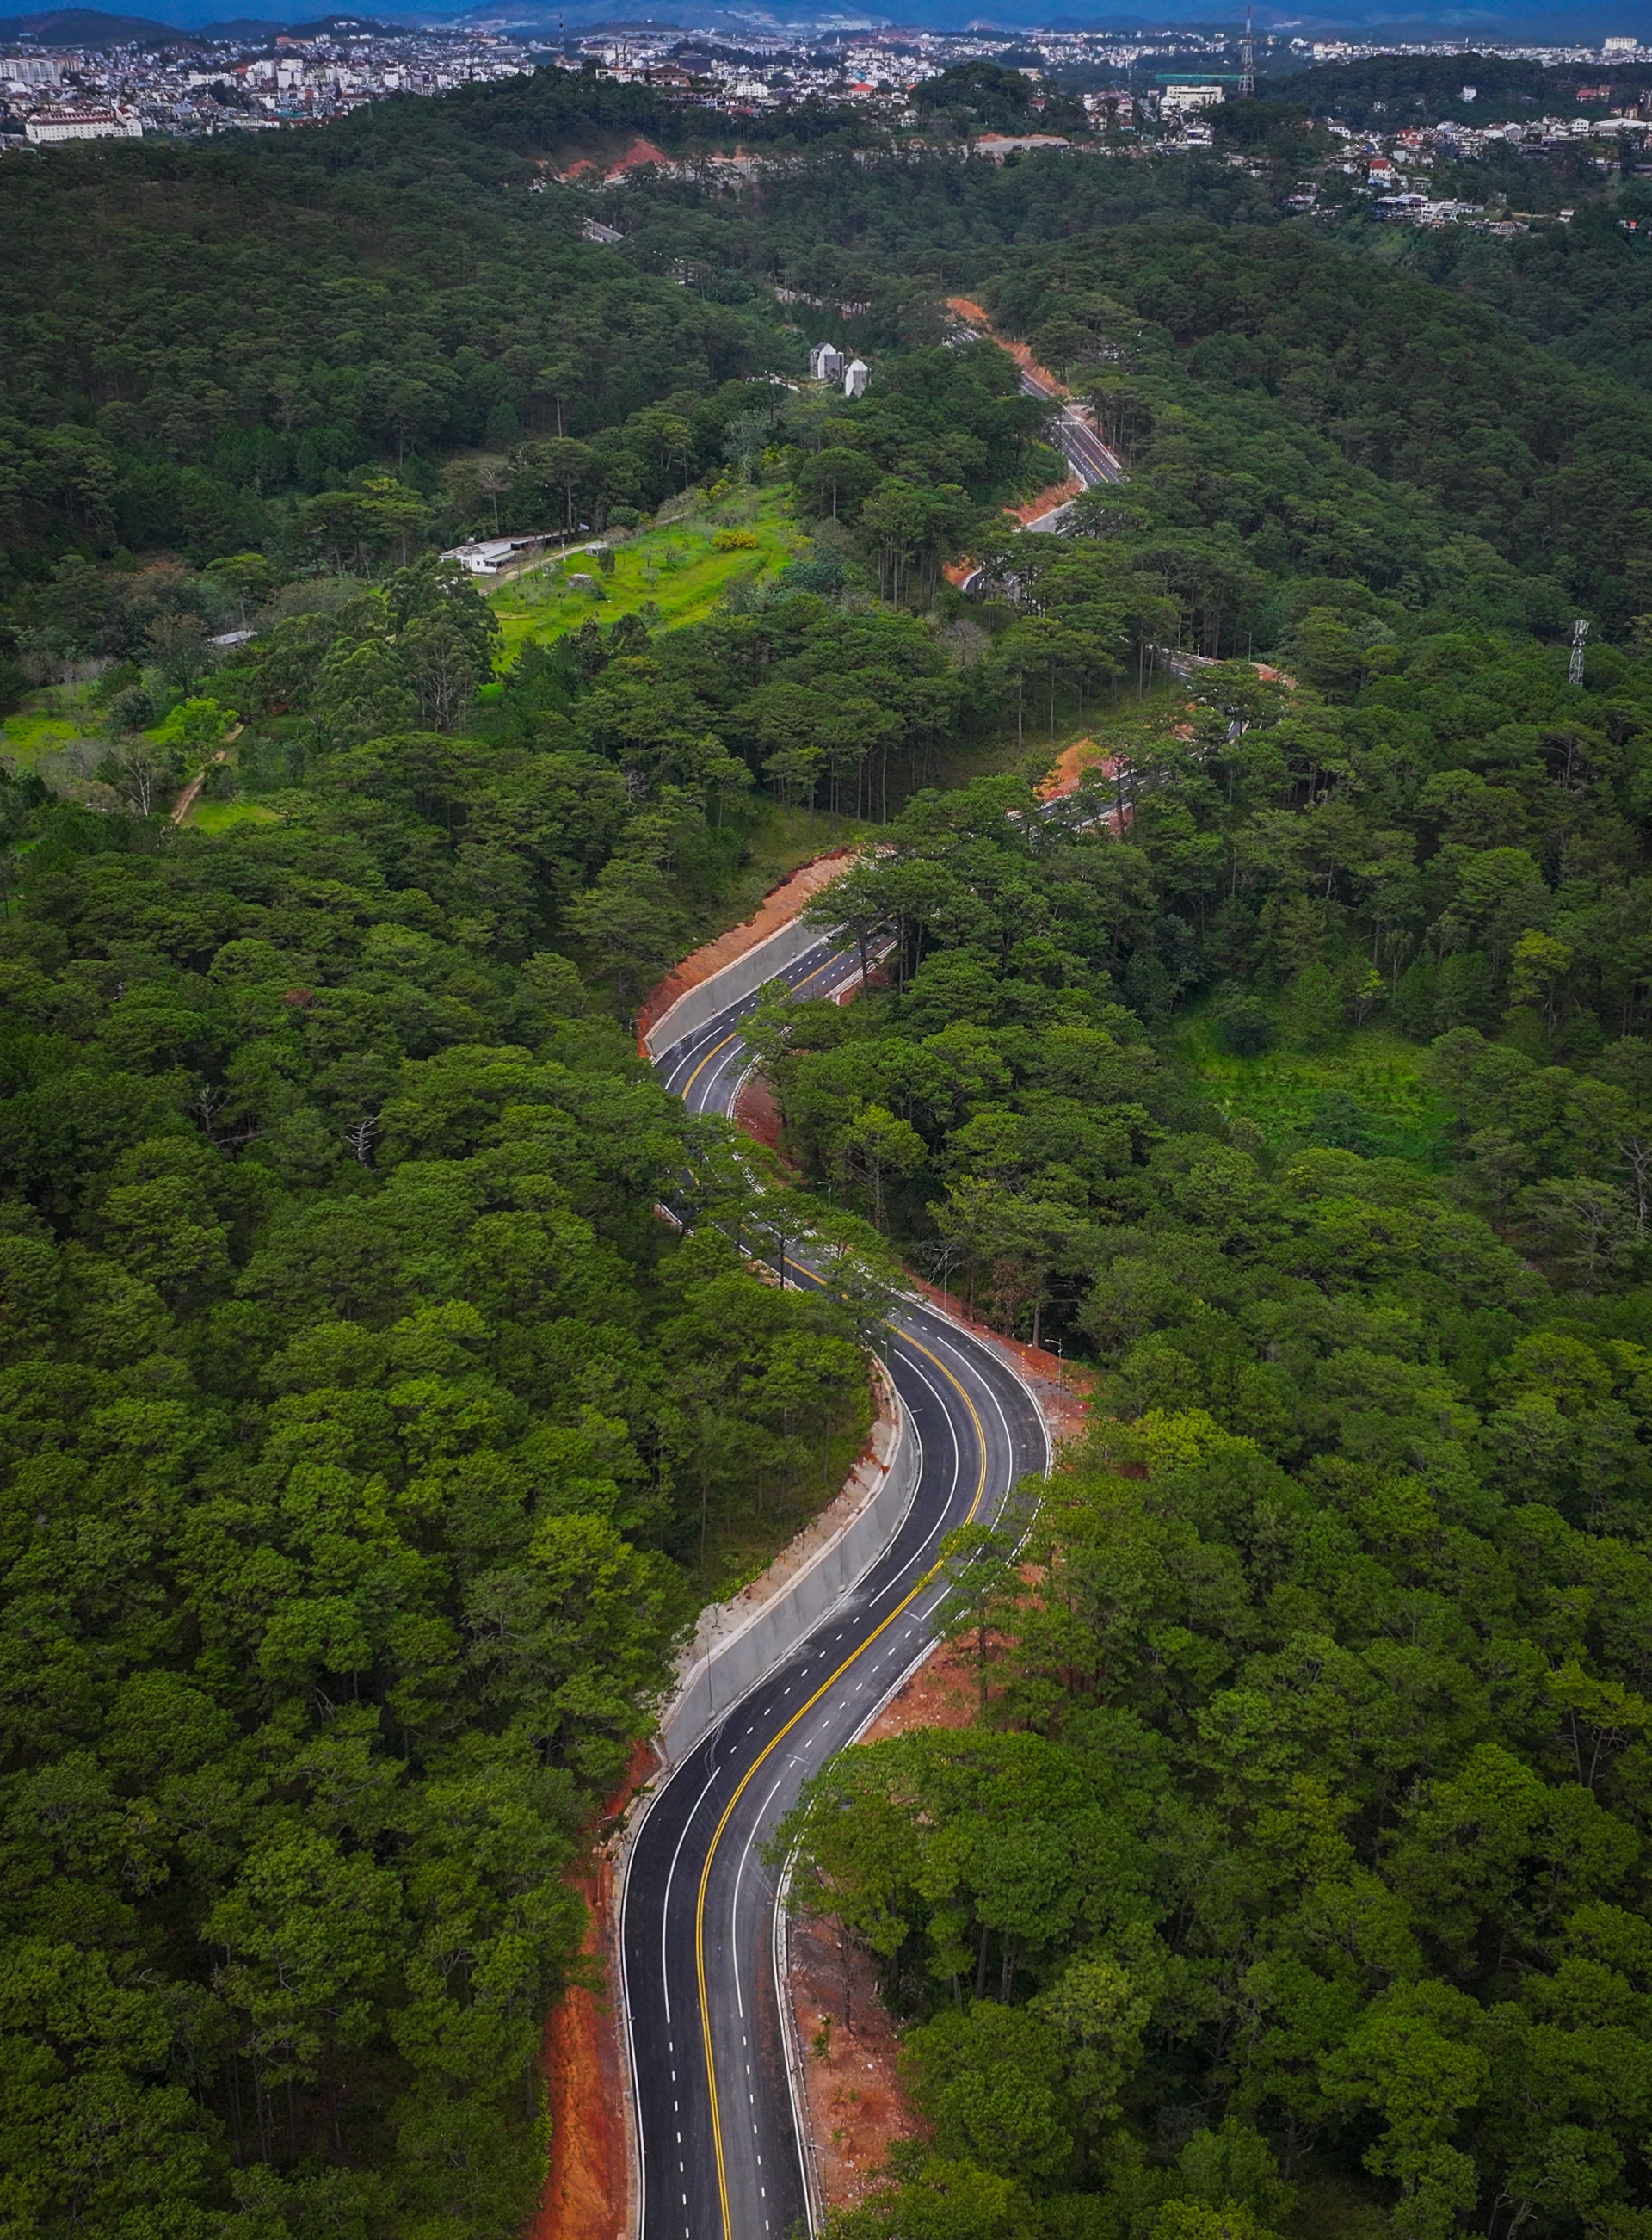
<box><xmin>3</xmin><ymin>0</ymin><xmax>1647</xmax><ymax>45</ymax></box>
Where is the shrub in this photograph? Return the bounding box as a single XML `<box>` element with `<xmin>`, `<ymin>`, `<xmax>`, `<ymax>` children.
<box><xmin>1215</xmin><ymin>994</ymin><xmax>1276</xmax><ymax>1057</ymax></box>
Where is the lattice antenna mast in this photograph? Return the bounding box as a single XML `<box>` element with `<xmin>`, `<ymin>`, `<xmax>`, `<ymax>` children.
<box><xmin>1569</xmin><ymin>616</ymin><xmax>1589</xmax><ymax>687</ymax></box>
<box><xmin>1239</xmin><ymin>3</ymin><xmax>1255</xmax><ymax>96</ymax></box>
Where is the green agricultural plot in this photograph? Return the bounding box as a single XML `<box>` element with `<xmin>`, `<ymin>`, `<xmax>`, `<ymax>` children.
<box><xmin>0</xmin><ymin>684</ymin><xmax>106</xmax><ymax>769</ymax></box>
<box><xmin>184</xmin><ymin>798</ymin><xmax>281</xmax><ymax>833</ymax></box>
<box><xmin>488</xmin><ymin>485</ymin><xmax>807</xmax><ymax>662</ymax></box>
<box><xmin>1174</xmin><ymin>1010</ymin><xmax>1453</xmax><ymax>1168</ymax></box>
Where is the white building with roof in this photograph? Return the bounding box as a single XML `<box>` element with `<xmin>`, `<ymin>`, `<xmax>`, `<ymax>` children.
<box><xmin>26</xmin><ymin>106</ymin><xmax>142</xmax><ymax>141</ymax></box>
<box><xmin>441</xmin><ymin>533</ymin><xmax>552</xmax><ymax>576</ymax></box>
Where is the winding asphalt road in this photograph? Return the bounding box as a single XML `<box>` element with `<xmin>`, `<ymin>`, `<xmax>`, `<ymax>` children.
<box><xmin>1020</xmin><ymin>364</ymin><xmax>1125</xmax><ymax>503</ymax></box>
<box><xmin>959</xmin><ymin>367</ymin><xmax>1125</xmax><ymax>588</ymax></box>
<box><xmin>621</xmin><ymin>933</ymin><xmax>1051</xmax><ymax>2240</ymax></box>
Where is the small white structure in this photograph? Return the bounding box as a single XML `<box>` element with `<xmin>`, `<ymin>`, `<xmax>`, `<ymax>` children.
<box><xmin>26</xmin><ymin>106</ymin><xmax>142</xmax><ymax>143</ymax></box>
<box><xmin>441</xmin><ymin>533</ymin><xmax>552</xmax><ymax>576</ymax></box>
<box><xmin>843</xmin><ymin>357</ymin><xmax>869</xmax><ymax>399</ymax></box>
<box><xmin>809</xmin><ymin>341</ymin><xmax>844</xmax><ymax>380</ymax></box>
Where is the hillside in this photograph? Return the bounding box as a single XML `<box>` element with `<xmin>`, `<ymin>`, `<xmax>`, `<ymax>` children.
<box><xmin>3</xmin><ymin>62</ymin><xmax>1652</xmax><ymax>2240</ymax></box>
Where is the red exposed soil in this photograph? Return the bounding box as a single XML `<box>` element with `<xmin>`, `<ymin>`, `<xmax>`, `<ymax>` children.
<box><xmin>732</xmin><ymin>1070</ymin><xmax>788</xmax><ymax>1157</ymax></box>
<box><xmin>945</xmin><ymin>296</ymin><xmax>1070</xmax><ymax>400</ymax></box>
<box><xmin>530</xmin><ymin>1743</ymin><xmax>656</xmax><ymax>2240</ymax></box>
<box><xmin>860</xmin><ymin>1638</ymin><xmax>983</xmax><ymax>1740</ymax></box>
<box><xmin>903</xmin><ymin>1272</ymin><xmax>1094</xmax><ymax>1442</ymax></box>
<box><xmin>729</xmin><ymin>927</ymin><xmax>876</xmax><ymax>1156</ymax></box>
<box><xmin>791</xmin><ymin>1909</ymin><xmax>928</xmax><ymax>2211</ymax></box>
<box><xmin>636</xmin><ymin>853</ymin><xmax>854</xmax><ymax>1051</ymax></box>
<box><xmin>1008</xmin><ymin>474</ymin><xmax>1082</xmax><ymax>524</ymax></box>
<box><xmin>562</xmin><ymin>134</ymin><xmax>669</xmax><ymax>181</ymax></box>
<box><xmin>612</xmin><ymin>135</ymin><xmax>669</xmax><ymax>170</ymax></box>
<box><xmin>1036</xmin><ymin>735</ymin><xmax>1117</xmax><ymax>804</ymax></box>
<box><xmin>785</xmin><ymin>1637</ymin><xmax>1045</xmax><ymax>2212</ymax></box>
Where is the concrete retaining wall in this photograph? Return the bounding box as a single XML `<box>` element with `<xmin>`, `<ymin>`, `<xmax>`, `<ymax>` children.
<box><xmin>644</xmin><ymin>910</ymin><xmax>833</xmax><ymax>1062</ymax></box>
<box><xmin>656</xmin><ymin>1377</ymin><xmax>918</xmax><ymax>1766</ymax></box>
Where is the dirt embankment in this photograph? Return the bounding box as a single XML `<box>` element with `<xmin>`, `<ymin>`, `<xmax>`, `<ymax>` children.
<box><xmin>946</xmin><ymin>296</ymin><xmax>1070</xmax><ymax>400</ymax></box>
<box><xmin>540</xmin><ymin>858</ymin><xmax>1095</xmax><ymax>2240</ymax></box>
<box><xmin>529</xmin><ymin>1744</ymin><xmax>656</xmax><ymax>2240</ymax></box>
<box><xmin>635</xmin><ymin>852</ymin><xmax>854</xmax><ymax>1051</ymax></box>
<box><xmin>1008</xmin><ymin>475</ymin><xmax>1083</xmax><ymax>523</ymax></box>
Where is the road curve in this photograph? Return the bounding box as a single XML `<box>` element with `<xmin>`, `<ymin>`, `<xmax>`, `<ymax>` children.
<box><xmin>1018</xmin><ymin>365</ymin><xmax>1125</xmax><ymax>492</ymax></box>
<box><xmin>957</xmin><ymin>367</ymin><xmax>1125</xmax><ymax>589</ymax></box>
<box><xmin>622</xmin><ymin>931</ymin><xmax>1051</xmax><ymax>2240</ymax></box>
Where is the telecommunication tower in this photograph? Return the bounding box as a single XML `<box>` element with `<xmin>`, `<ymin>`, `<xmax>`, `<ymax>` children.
<box><xmin>1569</xmin><ymin>617</ymin><xmax>1589</xmax><ymax>686</ymax></box>
<box><xmin>1239</xmin><ymin>2</ymin><xmax>1255</xmax><ymax>96</ymax></box>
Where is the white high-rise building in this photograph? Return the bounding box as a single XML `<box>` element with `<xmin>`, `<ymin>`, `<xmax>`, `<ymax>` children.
<box><xmin>2</xmin><ymin>53</ymin><xmax>64</xmax><ymax>86</ymax></box>
<box><xmin>843</xmin><ymin>358</ymin><xmax>869</xmax><ymax>398</ymax></box>
<box><xmin>809</xmin><ymin>341</ymin><xmax>844</xmax><ymax>380</ymax></box>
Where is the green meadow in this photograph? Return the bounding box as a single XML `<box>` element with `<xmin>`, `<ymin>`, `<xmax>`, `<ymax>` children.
<box><xmin>1171</xmin><ymin>1008</ymin><xmax>1453</xmax><ymax>1169</ymax></box>
<box><xmin>487</xmin><ymin>483</ymin><xmax>806</xmax><ymax>662</ymax></box>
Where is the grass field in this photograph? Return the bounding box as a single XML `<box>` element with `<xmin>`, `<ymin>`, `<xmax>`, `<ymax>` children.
<box><xmin>1172</xmin><ymin>1007</ymin><xmax>1452</xmax><ymax>1169</ymax></box>
<box><xmin>0</xmin><ymin>682</ymin><xmax>108</xmax><ymax>772</ymax></box>
<box><xmin>488</xmin><ymin>483</ymin><xmax>807</xmax><ymax>663</ymax></box>
<box><xmin>184</xmin><ymin>799</ymin><xmax>281</xmax><ymax>833</ymax></box>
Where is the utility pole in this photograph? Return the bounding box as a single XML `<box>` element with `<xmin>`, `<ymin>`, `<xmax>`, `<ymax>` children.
<box><xmin>1569</xmin><ymin>616</ymin><xmax>1589</xmax><ymax>687</ymax></box>
<box><xmin>1239</xmin><ymin>2</ymin><xmax>1255</xmax><ymax>96</ymax></box>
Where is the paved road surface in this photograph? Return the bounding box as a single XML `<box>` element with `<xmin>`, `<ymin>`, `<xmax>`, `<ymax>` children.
<box><xmin>1019</xmin><ymin>365</ymin><xmax>1125</xmax><ymax>497</ymax></box>
<box><xmin>622</xmin><ymin>932</ymin><xmax>1051</xmax><ymax>2240</ymax></box>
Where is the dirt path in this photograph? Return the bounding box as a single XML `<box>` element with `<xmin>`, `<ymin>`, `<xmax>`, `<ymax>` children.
<box><xmin>170</xmin><ymin>729</ymin><xmax>241</xmax><ymax>826</ymax></box>
<box><xmin>528</xmin><ymin>1747</ymin><xmax>655</xmax><ymax>2240</ymax></box>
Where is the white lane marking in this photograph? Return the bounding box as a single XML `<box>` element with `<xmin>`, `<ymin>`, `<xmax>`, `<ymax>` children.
<box><xmin>903</xmin><ymin>1313</ymin><xmax>1053</xmax><ymax>1495</ymax></box>
<box><xmin>659</xmin><ymin>1760</ymin><xmax>724</xmax><ymax>2026</ymax></box>
<box><xmin>730</xmin><ymin>1767</ymin><xmax>788</xmax><ymax>2021</ymax></box>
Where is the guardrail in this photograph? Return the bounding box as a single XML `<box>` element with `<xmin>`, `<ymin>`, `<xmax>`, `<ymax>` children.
<box><xmin>655</xmin><ymin>1371</ymin><xmax>919</xmax><ymax>1766</ymax></box>
<box><xmin>644</xmin><ymin>910</ymin><xmax>837</xmax><ymax>1061</ymax></box>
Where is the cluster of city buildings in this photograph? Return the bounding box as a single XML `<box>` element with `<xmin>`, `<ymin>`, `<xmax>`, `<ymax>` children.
<box><xmin>569</xmin><ymin>22</ymin><xmax>1272</xmax><ymax>117</ymax></box>
<box><xmin>1304</xmin><ymin>33</ymin><xmax>1649</xmax><ymax>65</ymax></box>
<box><xmin>1270</xmin><ymin>104</ymin><xmax>1652</xmax><ymax>231</ymax></box>
<box><xmin>6</xmin><ymin>15</ymin><xmax>1652</xmax><ymax>165</ymax></box>
<box><xmin>0</xmin><ymin>23</ymin><xmax>533</xmax><ymax>145</ymax></box>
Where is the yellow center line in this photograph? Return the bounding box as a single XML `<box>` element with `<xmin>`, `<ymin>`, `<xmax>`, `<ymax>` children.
<box><xmin>693</xmin><ymin>1330</ymin><xmax>989</xmax><ymax>2240</ymax></box>
<box><xmin>675</xmin><ymin>947</ymin><xmax>844</xmax><ymax>1106</ymax></box>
